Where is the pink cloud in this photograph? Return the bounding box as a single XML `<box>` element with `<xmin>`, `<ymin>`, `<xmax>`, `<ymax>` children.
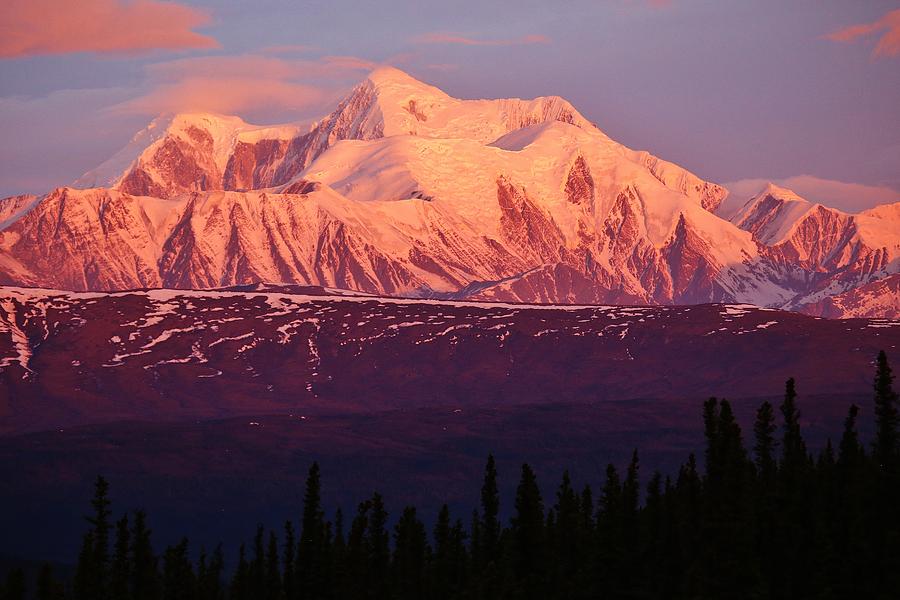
<box><xmin>825</xmin><ymin>9</ymin><xmax>900</xmax><ymax>58</ymax></box>
<box><xmin>113</xmin><ymin>77</ymin><xmax>334</xmax><ymax>118</ymax></box>
<box><xmin>0</xmin><ymin>0</ymin><xmax>218</xmax><ymax>58</ymax></box>
<box><xmin>109</xmin><ymin>53</ymin><xmax>379</xmax><ymax>120</ymax></box>
<box><xmin>412</xmin><ymin>32</ymin><xmax>551</xmax><ymax>47</ymax></box>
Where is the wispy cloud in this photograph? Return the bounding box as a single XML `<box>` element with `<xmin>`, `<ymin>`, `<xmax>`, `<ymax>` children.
<box><xmin>0</xmin><ymin>0</ymin><xmax>218</xmax><ymax>58</ymax></box>
<box><xmin>411</xmin><ymin>32</ymin><xmax>551</xmax><ymax>47</ymax></box>
<box><xmin>825</xmin><ymin>9</ymin><xmax>900</xmax><ymax>59</ymax></box>
<box><xmin>108</xmin><ymin>53</ymin><xmax>378</xmax><ymax>119</ymax></box>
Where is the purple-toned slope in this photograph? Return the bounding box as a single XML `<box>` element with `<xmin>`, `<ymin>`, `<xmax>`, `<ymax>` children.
<box><xmin>1</xmin><ymin>285</ymin><xmax>897</xmax><ymax>433</ymax></box>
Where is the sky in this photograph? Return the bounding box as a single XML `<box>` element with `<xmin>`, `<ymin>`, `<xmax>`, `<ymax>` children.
<box><xmin>1</xmin><ymin>0</ymin><xmax>899</xmax><ymax>211</ymax></box>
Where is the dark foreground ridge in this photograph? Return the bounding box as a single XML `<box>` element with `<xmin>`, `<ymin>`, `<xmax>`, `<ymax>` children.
<box><xmin>2</xmin><ymin>285</ymin><xmax>898</xmax><ymax>433</ymax></box>
<box><xmin>3</xmin><ymin>352</ymin><xmax>899</xmax><ymax>599</ymax></box>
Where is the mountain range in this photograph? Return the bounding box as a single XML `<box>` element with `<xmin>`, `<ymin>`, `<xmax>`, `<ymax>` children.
<box><xmin>0</xmin><ymin>67</ymin><xmax>897</xmax><ymax>317</ymax></box>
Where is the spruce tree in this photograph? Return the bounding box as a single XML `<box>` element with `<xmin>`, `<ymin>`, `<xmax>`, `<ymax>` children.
<box><xmin>549</xmin><ymin>471</ymin><xmax>581</xmax><ymax>598</ymax></box>
<box><xmin>92</xmin><ymin>476</ymin><xmax>113</xmax><ymax>599</ymax></box>
<box><xmin>643</xmin><ymin>471</ymin><xmax>665</xmax><ymax>598</ymax></box>
<box><xmin>480</xmin><ymin>454</ymin><xmax>501</xmax><ymax>566</ymax></box>
<box><xmin>595</xmin><ymin>463</ymin><xmax>622</xmax><ymax>597</ymax></box>
<box><xmin>36</xmin><ymin>563</ymin><xmax>64</xmax><ymax>600</ymax></box>
<box><xmin>698</xmin><ymin>399</ymin><xmax>761</xmax><ymax>597</ymax></box>
<box><xmin>368</xmin><ymin>493</ymin><xmax>391</xmax><ymax>600</ymax></box>
<box><xmin>777</xmin><ymin>380</ymin><xmax>814</xmax><ymax>599</ymax></box>
<box><xmin>676</xmin><ymin>453</ymin><xmax>702</xmax><ymax>596</ymax></box>
<box><xmin>467</xmin><ymin>509</ymin><xmax>482</xmax><ymax>597</ymax></box>
<box><xmin>130</xmin><ymin>510</ymin><xmax>160</xmax><ymax>600</ymax></box>
<box><xmin>431</xmin><ymin>505</ymin><xmax>453</xmax><ymax>600</ymax></box>
<box><xmin>204</xmin><ymin>545</ymin><xmax>225</xmax><ymax>600</ymax></box>
<box><xmin>753</xmin><ymin>401</ymin><xmax>778</xmax><ymax>481</ymax></box>
<box><xmin>282</xmin><ymin>521</ymin><xmax>296</xmax><ymax>600</ymax></box>
<box><xmin>265</xmin><ymin>531</ymin><xmax>282</xmax><ymax>600</ymax></box>
<box><xmin>873</xmin><ymin>351</ymin><xmax>899</xmax><ymax>469</ymax></box>
<box><xmin>835</xmin><ymin>397</ymin><xmax>867</xmax><ymax>594</ymax></box>
<box><xmin>2</xmin><ymin>569</ymin><xmax>25</xmax><ymax>600</ymax></box>
<box><xmin>781</xmin><ymin>378</ymin><xmax>808</xmax><ymax>469</ymax></box>
<box><xmin>342</xmin><ymin>500</ymin><xmax>371</xmax><ymax>600</ymax></box>
<box><xmin>838</xmin><ymin>404</ymin><xmax>862</xmax><ymax>468</ymax></box>
<box><xmin>161</xmin><ymin>538</ymin><xmax>195</xmax><ymax>600</ymax></box>
<box><xmin>249</xmin><ymin>526</ymin><xmax>266</xmax><ymax>597</ymax></box>
<box><xmin>392</xmin><ymin>506</ymin><xmax>428</xmax><ymax>600</ymax></box>
<box><xmin>330</xmin><ymin>509</ymin><xmax>346</xmax><ymax>600</ymax></box>
<box><xmin>622</xmin><ymin>450</ymin><xmax>640</xmax><ymax>545</ymax></box>
<box><xmin>448</xmin><ymin>519</ymin><xmax>468</xmax><ymax>596</ymax></box>
<box><xmin>230</xmin><ymin>544</ymin><xmax>250</xmax><ymax>600</ymax></box>
<box><xmin>872</xmin><ymin>351</ymin><xmax>900</xmax><ymax>595</ymax></box>
<box><xmin>579</xmin><ymin>485</ymin><xmax>593</xmax><ymax>533</ymax></box>
<box><xmin>74</xmin><ymin>531</ymin><xmax>97</xmax><ymax>600</ymax></box>
<box><xmin>77</xmin><ymin>475</ymin><xmax>113</xmax><ymax>600</ymax></box>
<box><xmin>431</xmin><ymin>506</ymin><xmax>468</xmax><ymax>600</ymax></box>
<box><xmin>511</xmin><ymin>463</ymin><xmax>544</xmax><ymax>599</ymax></box>
<box><xmin>754</xmin><ymin>400</ymin><xmax>779</xmax><ymax>593</ymax></box>
<box><xmin>298</xmin><ymin>462</ymin><xmax>326</xmax><ymax>599</ymax></box>
<box><xmin>111</xmin><ymin>514</ymin><xmax>131</xmax><ymax>600</ymax></box>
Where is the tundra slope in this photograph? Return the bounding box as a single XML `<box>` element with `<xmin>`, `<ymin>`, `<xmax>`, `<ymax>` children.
<box><xmin>0</xmin><ymin>284</ymin><xmax>897</xmax><ymax>433</ymax></box>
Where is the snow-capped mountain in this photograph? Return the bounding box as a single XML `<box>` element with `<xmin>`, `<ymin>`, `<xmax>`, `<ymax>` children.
<box><xmin>729</xmin><ymin>183</ymin><xmax>900</xmax><ymax>309</ymax></box>
<box><xmin>75</xmin><ymin>113</ymin><xmax>307</xmax><ymax>197</ymax></box>
<box><xmin>797</xmin><ymin>273</ymin><xmax>900</xmax><ymax>319</ymax></box>
<box><xmin>0</xmin><ymin>68</ymin><xmax>897</xmax><ymax>316</ymax></box>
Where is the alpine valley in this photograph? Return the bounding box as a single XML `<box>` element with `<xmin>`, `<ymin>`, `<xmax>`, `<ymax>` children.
<box><xmin>0</xmin><ymin>68</ymin><xmax>897</xmax><ymax>316</ymax></box>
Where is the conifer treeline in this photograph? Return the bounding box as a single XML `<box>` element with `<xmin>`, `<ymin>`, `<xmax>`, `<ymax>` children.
<box><xmin>3</xmin><ymin>351</ymin><xmax>899</xmax><ymax>599</ymax></box>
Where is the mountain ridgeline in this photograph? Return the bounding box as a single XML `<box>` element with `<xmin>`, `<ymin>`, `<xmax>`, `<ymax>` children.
<box><xmin>0</xmin><ymin>68</ymin><xmax>897</xmax><ymax>317</ymax></box>
<box><xmin>4</xmin><ymin>352</ymin><xmax>899</xmax><ymax>599</ymax></box>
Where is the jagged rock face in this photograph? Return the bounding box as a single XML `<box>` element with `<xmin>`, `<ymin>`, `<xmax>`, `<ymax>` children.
<box><xmin>118</xmin><ymin>126</ymin><xmax>222</xmax><ymax>198</ymax></box>
<box><xmin>565</xmin><ymin>156</ymin><xmax>595</xmax><ymax>210</ymax></box>
<box><xmin>0</xmin><ymin>195</ymin><xmax>37</xmax><ymax>225</ymax></box>
<box><xmin>663</xmin><ymin>215</ymin><xmax>723</xmax><ymax>304</ymax></box>
<box><xmin>496</xmin><ymin>177</ymin><xmax>564</xmax><ymax>263</ymax></box>
<box><xmin>0</xmin><ymin>188</ymin><xmax>165</xmax><ymax>290</ymax></box>
<box><xmin>600</xmin><ymin>189</ymin><xmax>670</xmax><ymax>302</ymax></box>
<box><xmin>798</xmin><ymin>273</ymin><xmax>900</xmax><ymax>319</ymax></box>
<box><xmin>223</xmin><ymin>138</ymin><xmax>292</xmax><ymax>191</ymax></box>
<box><xmin>730</xmin><ymin>186</ymin><xmax>900</xmax><ymax>311</ymax></box>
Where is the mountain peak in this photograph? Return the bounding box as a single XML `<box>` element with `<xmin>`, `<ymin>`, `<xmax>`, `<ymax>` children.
<box><xmin>365</xmin><ymin>66</ymin><xmax>437</xmax><ymax>89</ymax></box>
<box><xmin>755</xmin><ymin>182</ymin><xmax>806</xmax><ymax>203</ymax></box>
